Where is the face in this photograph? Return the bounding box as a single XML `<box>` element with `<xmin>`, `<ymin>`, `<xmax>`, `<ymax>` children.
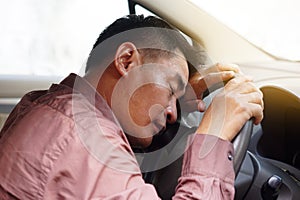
<box><xmin>111</xmin><ymin>53</ymin><xmax>189</xmax><ymax>148</ymax></box>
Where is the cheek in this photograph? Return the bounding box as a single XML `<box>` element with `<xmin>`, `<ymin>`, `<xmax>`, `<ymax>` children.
<box><xmin>129</xmin><ymin>84</ymin><xmax>169</xmax><ymax>126</ymax></box>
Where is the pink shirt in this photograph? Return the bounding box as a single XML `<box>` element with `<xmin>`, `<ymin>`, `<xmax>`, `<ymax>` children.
<box><xmin>0</xmin><ymin>73</ymin><xmax>235</xmax><ymax>199</ymax></box>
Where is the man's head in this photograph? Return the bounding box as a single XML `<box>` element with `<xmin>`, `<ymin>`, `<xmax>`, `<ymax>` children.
<box><xmin>85</xmin><ymin>15</ymin><xmax>199</xmax><ymax>73</ymax></box>
<box><xmin>85</xmin><ymin>15</ymin><xmax>200</xmax><ymax>148</ymax></box>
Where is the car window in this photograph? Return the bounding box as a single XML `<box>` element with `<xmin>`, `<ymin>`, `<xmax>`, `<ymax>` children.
<box><xmin>0</xmin><ymin>0</ymin><xmax>129</xmax><ymax>76</ymax></box>
<box><xmin>189</xmin><ymin>0</ymin><xmax>300</xmax><ymax>61</ymax></box>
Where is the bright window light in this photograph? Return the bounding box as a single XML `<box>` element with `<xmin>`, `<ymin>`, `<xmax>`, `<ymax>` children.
<box><xmin>190</xmin><ymin>0</ymin><xmax>300</xmax><ymax>61</ymax></box>
<box><xmin>0</xmin><ymin>0</ymin><xmax>128</xmax><ymax>76</ymax></box>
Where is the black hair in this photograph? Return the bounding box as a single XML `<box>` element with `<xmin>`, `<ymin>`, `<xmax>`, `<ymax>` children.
<box><xmin>85</xmin><ymin>14</ymin><xmax>206</xmax><ymax>75</ymax></box>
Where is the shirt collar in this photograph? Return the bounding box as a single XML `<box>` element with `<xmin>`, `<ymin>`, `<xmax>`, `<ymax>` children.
<box><xmin>59</xmin><ymin>73</ymin><xmax>118</xmax><ymax>123</ymax></box>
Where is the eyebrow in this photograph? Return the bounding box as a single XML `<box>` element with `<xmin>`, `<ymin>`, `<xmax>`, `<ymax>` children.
<box><xmin>171</xmin><ymin>73</ymin><xmax>186</xmax><ymax>94</ymax></box>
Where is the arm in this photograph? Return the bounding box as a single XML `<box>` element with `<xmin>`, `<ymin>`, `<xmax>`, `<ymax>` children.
<box><xmin>173</xmin><ymin>134</ymin><xmax>235</xmax><ymax>200</ymax></box>
<box><xmin>172</xmin><ymin>63</ymin><xmax>264</xmax><ymax>199</ymax></box>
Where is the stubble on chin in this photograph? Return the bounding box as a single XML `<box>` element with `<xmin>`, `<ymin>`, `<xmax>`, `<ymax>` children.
<box><xmin>125</xmin><ymin>133</ymin><xmax>153</xmax><ymax>149</ymax></box>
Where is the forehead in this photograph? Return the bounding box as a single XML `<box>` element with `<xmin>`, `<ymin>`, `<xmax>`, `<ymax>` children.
<box><xmin>141</xmin><ymin>47</ymin><xmax>189</xmax><ymax>79</ymax></box>
<box><xmin>156</xmin><ymin>53</ymin><xmax>189</xmax><ymax>84</ymax></box>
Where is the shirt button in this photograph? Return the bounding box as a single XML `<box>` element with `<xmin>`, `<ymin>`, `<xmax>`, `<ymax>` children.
<box><xmin>228</xmin><ymin>152</ymin><xmax>233</xmax><ymax>161</ymax></box>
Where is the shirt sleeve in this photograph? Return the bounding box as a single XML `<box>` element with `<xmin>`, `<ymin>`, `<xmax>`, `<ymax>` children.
<box><xmin>173</xmin><ymin>133</ymin><xmax>235</xmax><ymax>200</ymax></box>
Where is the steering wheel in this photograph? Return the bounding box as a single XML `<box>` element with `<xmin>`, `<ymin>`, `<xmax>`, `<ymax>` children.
<box><xmin>232</xmin><ymin>120</ymin><xmax>253</xmax><ymax>173</ymax></box>
<box><xmin>139</xmin><ymin>90</ymin><xmax>254</xmax><ymax>199</ymax></box>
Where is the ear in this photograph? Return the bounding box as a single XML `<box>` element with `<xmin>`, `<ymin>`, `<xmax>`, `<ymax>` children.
<box><xmin>114</xmin><ymin>42</ymin><xmax>142</xmax><ymax>76</ymax></box>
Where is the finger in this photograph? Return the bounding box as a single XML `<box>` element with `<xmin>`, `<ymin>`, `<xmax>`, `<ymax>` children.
<box><xmin>215</xmin><ymin>63</ymin><xmax>242</xmax><ymax>74</ymax></box>
<box><xmin>235</xmin><ymin>91</ymin><xmax>264</xmax><ymax>125</ymax></box>
<box><xmin>225</xmin><ymin>75</ymin><xmax>253</xmax><ymax>91</ymax></box>
<box><xmin>231</xmin><ymin>81</ymin><xmax>260</xmax><ymax>95</ymax></box>
<box><xmin>233</xmin><ymin>102</ymin><xmax>263</xmax><ymax>128</ymax></box>
<box><xmin>229</xmin><ymin>81</ymin><xmax>264</xmax><ymax>111</ymax></box>
<box><xmin>239</xmin><ymin>91</ymin><xmax>264</xmax><ymax>109</ymax></box>
<box><xmin>190</xmin><ymin>71</ymin><xmax>235</xmax><ymax>98</ymax></box>
<box><xmin>248</xmin><ymin>103</ymin><xmax>264</xmax><ymax>125</ymax></box>
<box><xmin>234</xmin><ymin>83</ymin><xmax>264</xmax><ymax>109</ymax></box>
<box><xmin>200</xmin><ymin>63</ymin><xmax>241</xmax><ymax>74</ymax></box>
<box><xmin>203</xmin><ymin>71</ymin><xmax>235</xmax><ymax>87</ymax></box>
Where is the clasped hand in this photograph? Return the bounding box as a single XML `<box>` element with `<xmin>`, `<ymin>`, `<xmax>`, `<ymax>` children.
<box><xmin>182</xmin><ymin>63</ymin><xmax>264</xmax><ymax>141</ymax></box>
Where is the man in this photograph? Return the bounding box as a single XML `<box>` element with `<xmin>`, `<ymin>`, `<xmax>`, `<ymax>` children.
<box><xmin>0</xmin><ymin>15</ymin><xmax>263</xmax><ymax>199</ymax></box>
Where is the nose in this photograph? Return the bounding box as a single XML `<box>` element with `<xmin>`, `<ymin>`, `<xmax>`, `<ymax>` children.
<box><xmin>165</xmin><ymin>96</ymin><xmax>177</xmax><ymax>124</ymax></box>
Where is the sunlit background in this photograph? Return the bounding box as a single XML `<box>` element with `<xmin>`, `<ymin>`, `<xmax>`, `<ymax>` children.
<box><xmin>0</xmin><ymin>0</ymin><xmax>129</xmax><ymax>76</ymax></box>
<box><xmin>0</xmin><ymin>0</ymin><xmax>299</xmax><ymax>76</ymax></box>
<box><xmin>192</xmin><ymin>0</ymin><xmax>300</xmax><ymax>61</ymax></box>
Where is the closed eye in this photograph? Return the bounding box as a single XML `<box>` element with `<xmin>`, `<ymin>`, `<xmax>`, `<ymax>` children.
<box><xmin>169</xmin><ymin>84</ymin><xmax>175</xmax><ymax>97</ymax></box>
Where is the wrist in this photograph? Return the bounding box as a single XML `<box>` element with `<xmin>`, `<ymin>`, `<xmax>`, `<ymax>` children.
<box><xmin>196</xmin><ymin>124</ymin><xmax>231</xmax><ymax>141</ymax></box>
<box><xmin>196</xmin><ymin>131</ymin><xmax>230</xmax><ymax>141</ymax></box>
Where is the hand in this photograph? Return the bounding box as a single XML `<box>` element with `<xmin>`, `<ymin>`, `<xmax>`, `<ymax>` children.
<box><xmin>196</xmin><ymin>74</ymin><xmax>264</xmax><ymax>141</ymax></box>
<box><xmin>181</xmin><ymin>63</ymin><xmax>241</xmax><ymax>113</ymax></box>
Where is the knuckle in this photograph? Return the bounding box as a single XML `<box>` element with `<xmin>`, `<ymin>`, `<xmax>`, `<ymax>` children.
<box><xmin>245</xmin><ymin>81</ymin><xmax>255</xmax><ymax>88</ymax></box>
<box><xmin>261</xmin><ymin>100</ymin><xmax>265</xmax><ymax>110</ymax></box>
<box><xmin>238</xmin><ymin>103</ymin><xmax>248</xmax><ymax>113</ymax></box>
<box><xmin>215</xmin><ymin>62</ymin><xmax>222</xmax><ymax>69</ymax></box>
<box><xmin>229</xmin><ymin>78</ymin><xmax>238</xmax><ymax>85</ymax></box>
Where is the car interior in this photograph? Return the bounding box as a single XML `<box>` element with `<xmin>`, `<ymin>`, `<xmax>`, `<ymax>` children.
<box><xmin>0</xmin><ymin>0</ymin><xmax>299</xmax><ymax>199</ymax></box>
<box><xmin>130</xmin><ymin>1</ymin><xmax>300</xmax><ymax>199</ymax></box>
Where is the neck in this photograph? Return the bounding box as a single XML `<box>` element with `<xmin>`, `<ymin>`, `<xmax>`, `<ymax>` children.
<box><xmin>83</xmin><ymin>65</ymin><xmax>119</xmax><ymax>107</ymax></box>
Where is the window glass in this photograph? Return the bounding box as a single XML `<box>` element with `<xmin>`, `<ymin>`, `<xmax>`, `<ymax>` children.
<box><xmin>0</xmin><ymin>0</ymin><xmax>128</xmax><ymax>76</ymax></box>
<box><xmin>190</xmin><ymin>0</ymin><xmax>300</xmax><ymax>61</ymax></box>
<box><xmin>135</xmin><ymin>4</ymin><xmax>156</xmax><ymax>17</ymax></box>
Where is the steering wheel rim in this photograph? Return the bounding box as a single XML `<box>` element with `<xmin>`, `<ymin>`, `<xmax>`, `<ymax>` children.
<box><xmin>232</xmin><ymin>120</ymin><xmax>253</xmax><ymax>174</ymax></box>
